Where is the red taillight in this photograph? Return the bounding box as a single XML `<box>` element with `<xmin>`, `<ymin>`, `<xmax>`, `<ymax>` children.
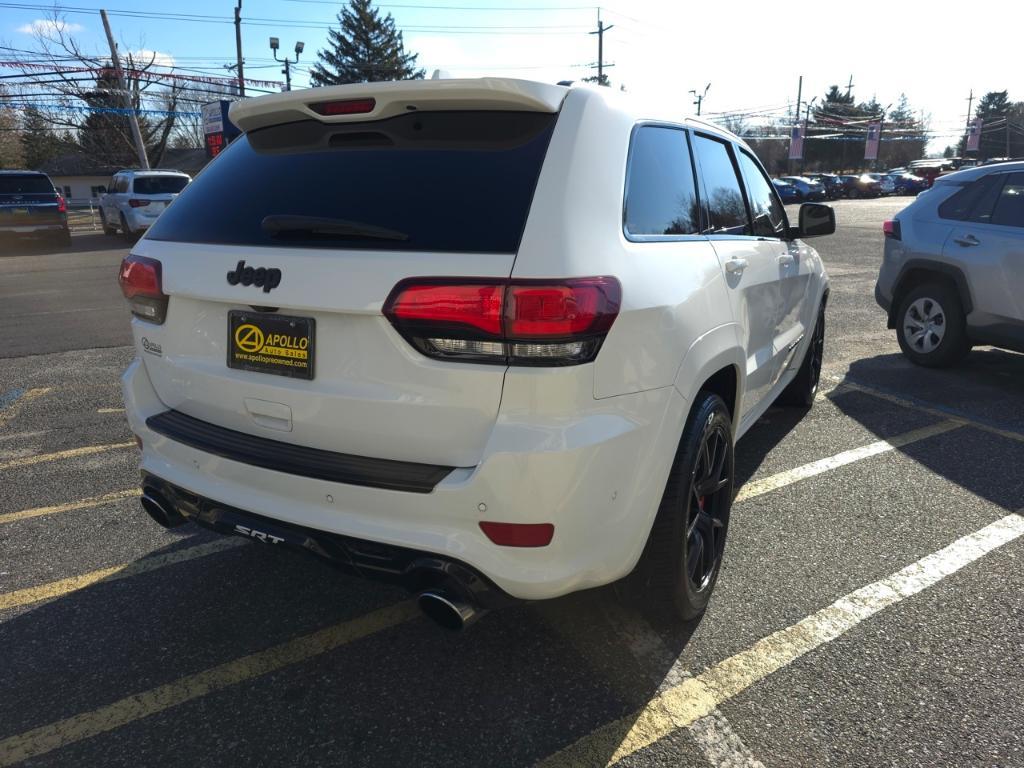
<box><xmin>383</xmin><ymin>277</ymin><xmax>621</xmax><ymax>366</ymax></box>
<box><xmin>308</xmin><ymin>98</ymin><xmax>376</xmax><ymax>116</ymax></box>
<box><xmin>128</xmin><ymin>199</ymin><xmax>150</xmax><ymax>208</ymax></box>
<box><xmin>56</xmin><ymin>194</ymin><xmax>67</xmax><ymax>213</ymax></box>
<box><xmin>883</xmin><ymin>219</ymin><xmax>901</xmax><ymax>240</ymax></box>
<box><xmin>479</xmin><ymin>521</ymin><xmax>555</xmax><ymax>547</ymax></box>
<box><xmin>118</xmin><ymin>255</ymin><xmax>167</xmax><ymax>323</ymax></box>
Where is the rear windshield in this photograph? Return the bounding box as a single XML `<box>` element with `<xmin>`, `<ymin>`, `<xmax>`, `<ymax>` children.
<box><xmin>0</xmin><ymin>175</ymin><xmax>53</xmax><ymax>195</ymax></box>
<box><xmin>145</xmin><ymin>111</ymin><xmax>557</xmax><ymax>253</ymax></box>
<box><xmin>132</xmin><ymin>175</ymin><xmax>190</xmax><ymax>195</ymax></box>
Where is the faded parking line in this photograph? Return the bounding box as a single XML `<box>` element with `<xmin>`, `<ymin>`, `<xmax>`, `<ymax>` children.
<box><xmin>0</xmin><ymin>539</ymin><xmax>243</xmax><ymax>612</ymax></box>
<box><xmin>734</xmin><ymin>419</ymin><xmax>962</xmax><ymax>503</ymax></box>
<box><xmin>538</xmin><ymin>512</ymin><xmax>1024</xmax><ymax>767</ymax></box>
<box><xmin>0</xmin><ymin>490</ymin><xmax>139</xmax><ymax>525</ymax></box>
<box><xmin>0</xmin><ymin>601</ymin><xmax>419</xmax><ymax>766</ymax></box>
<box><xmin>0</xmin><ymin>441</ymin><xmax>134</xmax><ymax>472</ymax></box>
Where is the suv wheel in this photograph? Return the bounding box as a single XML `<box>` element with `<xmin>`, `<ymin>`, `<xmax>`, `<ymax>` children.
<box><xmin>896</xmin><ymin>282</ymin><xmax>970</xmax><ymax>367</ymax></box>
<box><xmin>778</xmin><ymin>302</ymin><xmax>826</xmax><ymax>407</ymax></box>
<box><xmin>639</xmin><ymin>392</ymin><xmax>733</xmax><ymax>621</ymax></box>
<box><xmin>100</xmin><ymin>210</ymin><xmax>117</xmax><ymax>236</ymax></box>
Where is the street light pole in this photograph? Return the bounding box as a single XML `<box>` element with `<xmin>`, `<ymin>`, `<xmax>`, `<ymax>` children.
<box><xmin>689</xmin><ymin>82</ymin><xmax>710</xmax><ymax>116</ymax></box>
<box><xmin>270</xmin><ymin>37</ymin><xmax>304</xmax><ymax>92</ymax></box>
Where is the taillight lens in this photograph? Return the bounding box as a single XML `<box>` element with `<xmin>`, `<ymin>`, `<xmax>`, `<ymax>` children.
<box><xmin>56</xmin><ymin>194</ymin><xmax>67</xmax><ymax>213</ymax></box>
<box><xmin>383</xmin><ymin>277</ymin><xmax>621</xmax><ymax>366</ymax></box>
<box><xmin>128</xmin><ymin>199</ymin><xmax>150</xmax><ymax>208</ymax></box>
<box><xmin>118</xmin><ymin>255</ymin><xmax>168</xmax><ymax>323</ymax></box>
<box><xmin>883</xmin><ymin>219</ymin><xmax>901</xmax><ymax>240</ymax></box>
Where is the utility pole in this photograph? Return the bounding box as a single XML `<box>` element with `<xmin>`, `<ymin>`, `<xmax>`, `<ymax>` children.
<box><xmin>270</xmin><ymin>37</ymin><xmax>303</xmax><ymax>91</ymax></box>
<box><xmin>963</xmin><ymin>89</ymin><xmax>974</xmax><ymax>157</ymax></box>
<box><xmin>800</xmin><ymin>97</ymin><xmax>817</xmax><ymax>175</ymax></box>
<box><xmin>234</xmin><ymin>0</ymin><xmax>245</xmax><ymax>97</ymax></box>
<box><xmin>588</xmin><ymin>10</ymin><xmax>614</xmax><ymax>86</ymax></box>
<box><xmin>99</xmin><ymin>9</ymin><xmax>148</xmax><ymax>169</ymax></box>
<box><xmin>845</xmin><ymin>74</ymin><xmax>854</xmax><ymax>100</ymax></box>
<box><xmin>689</xmin><ymin>83</ymin><xmax>710</xmax><ymax>116</ymax></box>
<box><xmin>794</xmin><ymin>75</ymin><xmax>803</xmax><ymax>127</ymax></box>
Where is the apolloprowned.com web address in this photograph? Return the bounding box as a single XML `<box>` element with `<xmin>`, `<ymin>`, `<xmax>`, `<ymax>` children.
<box><xmin>234</xmin><ymin>352</ymin><xmax>309</xmax><ymax>369</ymax></box>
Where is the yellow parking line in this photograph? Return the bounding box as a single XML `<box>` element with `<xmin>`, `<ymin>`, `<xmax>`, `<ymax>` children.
<box><xmin>538</xmin><ymin>513</ymin><xmax>1024</xmax><ymax>767</ymax></box>
<box><xmin>0</xmin><ymin>442</ymin><xmax>135</xmax><ymax>472</ymax></box>
<box><xmin>0</xmin><ymin>490</ymin><xmax>140</xmax><ymax>525</ymax></box>
<box><xmin>0</xmin><ymin>387</ymin><xmax>53</xmax><ymax>429</ymax></box>
<box><xmin>97</xmin><ymin>407</ymin><xmax>125</xmax><ymax>414</ymax></box>
<box><xmin>826</xmin><ymin>376</ymin><xmax>1024</xmax><ymax>444</ymax></box>
<box><xmin>734</xmin><ymin>419</ymin><xmax>963</xmax><ymax>503</ymax></box>
<box><xmin>0</xmin><ymin>539</ymin><xmax>243</xmax><ymax>612</ymax></box>
<box><xmin>0</xmin><ymin>601</ymin><xmax>419</xmax><ymax>766</ymax></box>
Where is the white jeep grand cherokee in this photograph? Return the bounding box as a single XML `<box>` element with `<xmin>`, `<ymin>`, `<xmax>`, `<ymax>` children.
<box><xmin>119</xmin><ymin>79</ymin><xmax>832</xmax><ymax>630</ymax></box>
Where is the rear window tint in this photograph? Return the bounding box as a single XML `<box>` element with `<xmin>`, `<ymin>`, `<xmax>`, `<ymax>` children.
<box><xmin>146</xmin><ymin>111</ymin><xmax>556</xmax><ymax>253</ymax></box>
<box><xmin>991</xmin><ymin>172</ymin><xmax>1024</xmax><ymax>228</ymax></box>
<box><xmin>692</xmin><ymin>135</ymin><xmax>750</xmax><ymax>235</ymax></box>
<box><xmin>0</xmin><ymin>175</ymin><xmax>53</xmax><ymax>195</ymax></box>
<box><xmin>938</xmin><ymin>175</ymin><xmax>1004</xmax><ymax>221</ymax></box>
<box><xmin>623</xmin><ymin>126</ymin><xmax>699</xmax><ymax>237</ymax></box>
<box><xmin>132</xmin><ymin>176</ymin><xmax>189</xmax><ymax>195</ymax></box>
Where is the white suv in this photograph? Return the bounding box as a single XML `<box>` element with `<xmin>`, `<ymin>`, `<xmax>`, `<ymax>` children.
<box><xmin>119</xmin><ymin>79</ymin><xmax>832</xmax><ymax>630</ymax></box>
<box><xmin>101</xmin><ymin>169</ymin><xmax>191</xmax><ymax>239</ymax></box>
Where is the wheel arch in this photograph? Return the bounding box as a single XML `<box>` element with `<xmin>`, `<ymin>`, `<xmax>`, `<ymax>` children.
<box><xmin>673</xmin><ymin>324</ymin><xmax>745</xmax><ymax>430</ymax></box>
<box><xmin>888</xmin><ymin>259</ymin><xmax>973</xmax><ymax>328</ymax></box>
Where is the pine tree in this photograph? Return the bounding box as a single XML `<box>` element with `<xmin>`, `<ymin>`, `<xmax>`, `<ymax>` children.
<box><xmin>310</xmin><ymin>0</ymin><xmax>424</xmax><ymax>86</ymax></box>
<box><xmin>20</xmin><ymin>107</ymin><xmax>70</xmax><ymax>169</ymax></box>
<box><xmin>0</xmin><ymin>92</ymin><xmax>25</xmax><ymax>168</ymax></box>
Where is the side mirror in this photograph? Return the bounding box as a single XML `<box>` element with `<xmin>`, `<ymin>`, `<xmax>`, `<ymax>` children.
<box><xmin>792</xmin><ymin>202</ymin><xmax>835</xmax><ymax>238</ymax></box>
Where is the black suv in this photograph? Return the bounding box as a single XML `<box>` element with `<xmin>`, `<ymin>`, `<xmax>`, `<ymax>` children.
<box><xmin>0</xmin><ymin>171</ymin><xmax>71</xmax><ymax>248</ymax></box>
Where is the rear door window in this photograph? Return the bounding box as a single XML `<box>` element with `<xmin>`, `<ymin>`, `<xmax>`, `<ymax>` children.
<box><xmin>623</xmin><ymin>126</ymin><xmax>700</xmax><ymax>237</ymax></box>
<box><xmin>691</xmin><ymin>135</ymin><xmax>751</xmax><ymax>235</ymax></box>
<box><xmin>938</xmin><ymin>174</ymin><xmax>1005</xmax><ymax>222</ymax></box>
<box><xmin>132</xmin><ymin>176</ymin><xmax>190</xmax><ymax>195</ymax></box>
<box><xmin>145</xmin><ymin>111</ymin><xmax>557</xmax><ymax>253</ymax></box>
<box><xmin>991</xmin><ymin>173</ymin><xmax>1024</xmax><ymax>228</ymax></box>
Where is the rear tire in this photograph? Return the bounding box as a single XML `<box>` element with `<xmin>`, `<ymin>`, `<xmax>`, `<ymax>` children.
<box><xmin>100</xmin><ymin>210</ymin><xmax>117</xmax><ymax>236</ymax></box>
<box><xmin>638</xmin><ymin>392</ymin><xmax>733</xmax><ymax>622</ymax></box>
<box><xmin>53</xmin><ymin>228</ymin><xmax>72</xmax><ymax>249</ymax></box>
<box><xmin>896</xmin><ymin>282</ymin><xmax>970</xmax><ymax>367</ymax></box>
<box><xmin>778</xmin><ymin>301</ymin><xmax>826</xmax><ymax>407</ymax></box>
<box><xmin>120</xmin><ymin>213</ymin><xmax>135</xmax><ymax>242</ymax></box>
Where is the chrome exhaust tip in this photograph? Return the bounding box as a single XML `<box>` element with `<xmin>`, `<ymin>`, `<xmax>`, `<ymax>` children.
<box><xmin>417</xmin><ymin>589</ymin><xmax>482</xmax><ymax>631</ymax></box>
<box><xmin>140</xmin><ymin>489</ymin><xmax>186</xmax><ymax>528</ymax></box>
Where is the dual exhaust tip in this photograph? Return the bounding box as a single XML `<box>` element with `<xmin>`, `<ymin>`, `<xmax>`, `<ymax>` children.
<box><xmin>140</xmin><ymin>490</ymin><xmax>484</xmax><ymax>631</ymax></box>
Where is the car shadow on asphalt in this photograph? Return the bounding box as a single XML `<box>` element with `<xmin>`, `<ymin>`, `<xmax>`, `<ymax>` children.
<box><xmin>0</xmin><ymin>529</ymin><xmax>706</xmax><ymax>767</ymax></box>
<box><xmin>834</xmin><ymin>350</ymin><xmax>1024</xmax><ymax>512</ymax></box>
<box><xmin>0</xmin><ymin>232</ymin><xmax>129</xmax><ymax>257</ymax></box>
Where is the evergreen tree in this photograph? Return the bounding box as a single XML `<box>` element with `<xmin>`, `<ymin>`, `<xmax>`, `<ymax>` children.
<box><xmin>20</xmin><ymin>107</ymin><xmax>70</xmax><ymax>169</ymax></box>
<box><xmin>0</xmin><ymin>95</ymin><xmax>25</xmax><ymax>168</ymax></box>
<box><xmin>310</xmin><ymin>0</ymin><xmax>425</xmax><ymax>86</ymax></box>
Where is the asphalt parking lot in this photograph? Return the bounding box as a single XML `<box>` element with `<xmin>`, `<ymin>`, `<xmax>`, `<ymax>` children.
<box><xmin>2</xmin><ymin>198</ymin><xmax>1023</xmax><ymax>767</ymax></box>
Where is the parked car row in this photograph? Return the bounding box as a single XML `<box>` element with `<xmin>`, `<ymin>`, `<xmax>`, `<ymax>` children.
<box><xmin>771</xmin><ymin>171</ymin><xmax>930</xmax><ymax>203</ymax></box>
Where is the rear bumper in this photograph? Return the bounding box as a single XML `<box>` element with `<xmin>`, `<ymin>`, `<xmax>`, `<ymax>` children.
<box><xmin>142</xmin><ymin>472</ymin><xmax>514</xmax><ymax>609</ymax></box>
<box><xmin>123</xmin><ymin>357</ymin><xmax>685</xmax><ymax>601</ymax></box>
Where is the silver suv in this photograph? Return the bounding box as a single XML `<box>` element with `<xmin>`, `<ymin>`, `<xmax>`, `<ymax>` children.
<box><xmin>875</xmin><ymin>161</ymin><xmax>1024</xmax><ymax>366</ymax></box>
<box><xmin>100</xmin><ymin>169</ymin><xmax>191</xmax><ymax>239</ymax></box>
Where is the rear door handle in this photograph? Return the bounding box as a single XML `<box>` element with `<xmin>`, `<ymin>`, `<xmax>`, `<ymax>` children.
<box><xmin>777</xmin><ymin>254</ymin><xmax>795</xmax><ymax>267</ymax></box>
<box><xmin>724</xmin><ymin>257</ymin><xmax>749</xmax><ymax>274</ymax></box>
<box><xmin>953</xmin><ymin>234</ymin><xmax>980</xmax><ymax>247</ymax></box>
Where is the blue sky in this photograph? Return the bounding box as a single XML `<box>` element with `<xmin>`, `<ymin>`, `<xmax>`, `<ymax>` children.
<box><xmin>4</xmin><ymin>0</ymin><xmax>1023</xmax><ymax>152</ymax></box>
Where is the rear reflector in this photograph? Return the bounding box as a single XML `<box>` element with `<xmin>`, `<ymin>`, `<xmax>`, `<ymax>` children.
<box><xmin>308</xmin><ymin>98</ymin><xmax>377</xmax><ymax>116</ymax></box>
<box><xmin>383</xmin><ymin>277</ymin><xmax>621</xmax><ymax>366</ymax></box>
<box><xmin>118</xmin><ymin>254</ymin><xmax>168</xmax><ymax>324</ymax></box>
<box><xmin>56</xmin><ymin>194</ymin><xmax>67</xmax><ymax>213</ymax></box>
<box><xmin>128</xmin><ymin>199</ymin><xmax>151</xmax><ymax>208</ymax></box>
<box><xmin>883</xmin><ymin>219</ymin><xmax>901</xmax><ymax>240</ymax></box>
<box><xmin>479</xmin><ymin>521</ymin><xmax>554</xmax><ymax>547</ymax></box>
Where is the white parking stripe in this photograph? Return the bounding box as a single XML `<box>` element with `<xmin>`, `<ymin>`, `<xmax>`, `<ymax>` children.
<box><xmin>599</xmin><ymin>603</ymin><xmax>765</xmax><ymax>768</ymax></box>
<box><xmin>538</xmin><ymin>512</ymin><xmax>1024</xmax><ymax>767</ymax></box>
<box><xmin>734</xmin><ymin>419</ymin><xmax>962</xmax><ymax>503</ymax></box>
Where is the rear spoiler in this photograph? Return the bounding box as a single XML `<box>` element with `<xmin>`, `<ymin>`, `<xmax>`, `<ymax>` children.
<box><xmin>230</xmin><ymin>78</ymin><xmax>568</xmax><ymax>133</ymax></box>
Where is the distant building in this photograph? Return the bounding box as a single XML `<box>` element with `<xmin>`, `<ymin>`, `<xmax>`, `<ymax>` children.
<box><xmin>40</xmin><ymin>148</ymin><xmax>208</xmax><ymax>202</ymax></box>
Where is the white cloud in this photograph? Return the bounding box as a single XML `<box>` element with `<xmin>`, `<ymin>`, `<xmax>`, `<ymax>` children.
<box><xmin>16</xmin><ymin>19</ymin><xmax>84</xmax><ymax>36</ymax></box>
<box><xmin>129</xmin><ymin>49</ymin><xmax>176</xmax><ymax>68</ymax></box>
